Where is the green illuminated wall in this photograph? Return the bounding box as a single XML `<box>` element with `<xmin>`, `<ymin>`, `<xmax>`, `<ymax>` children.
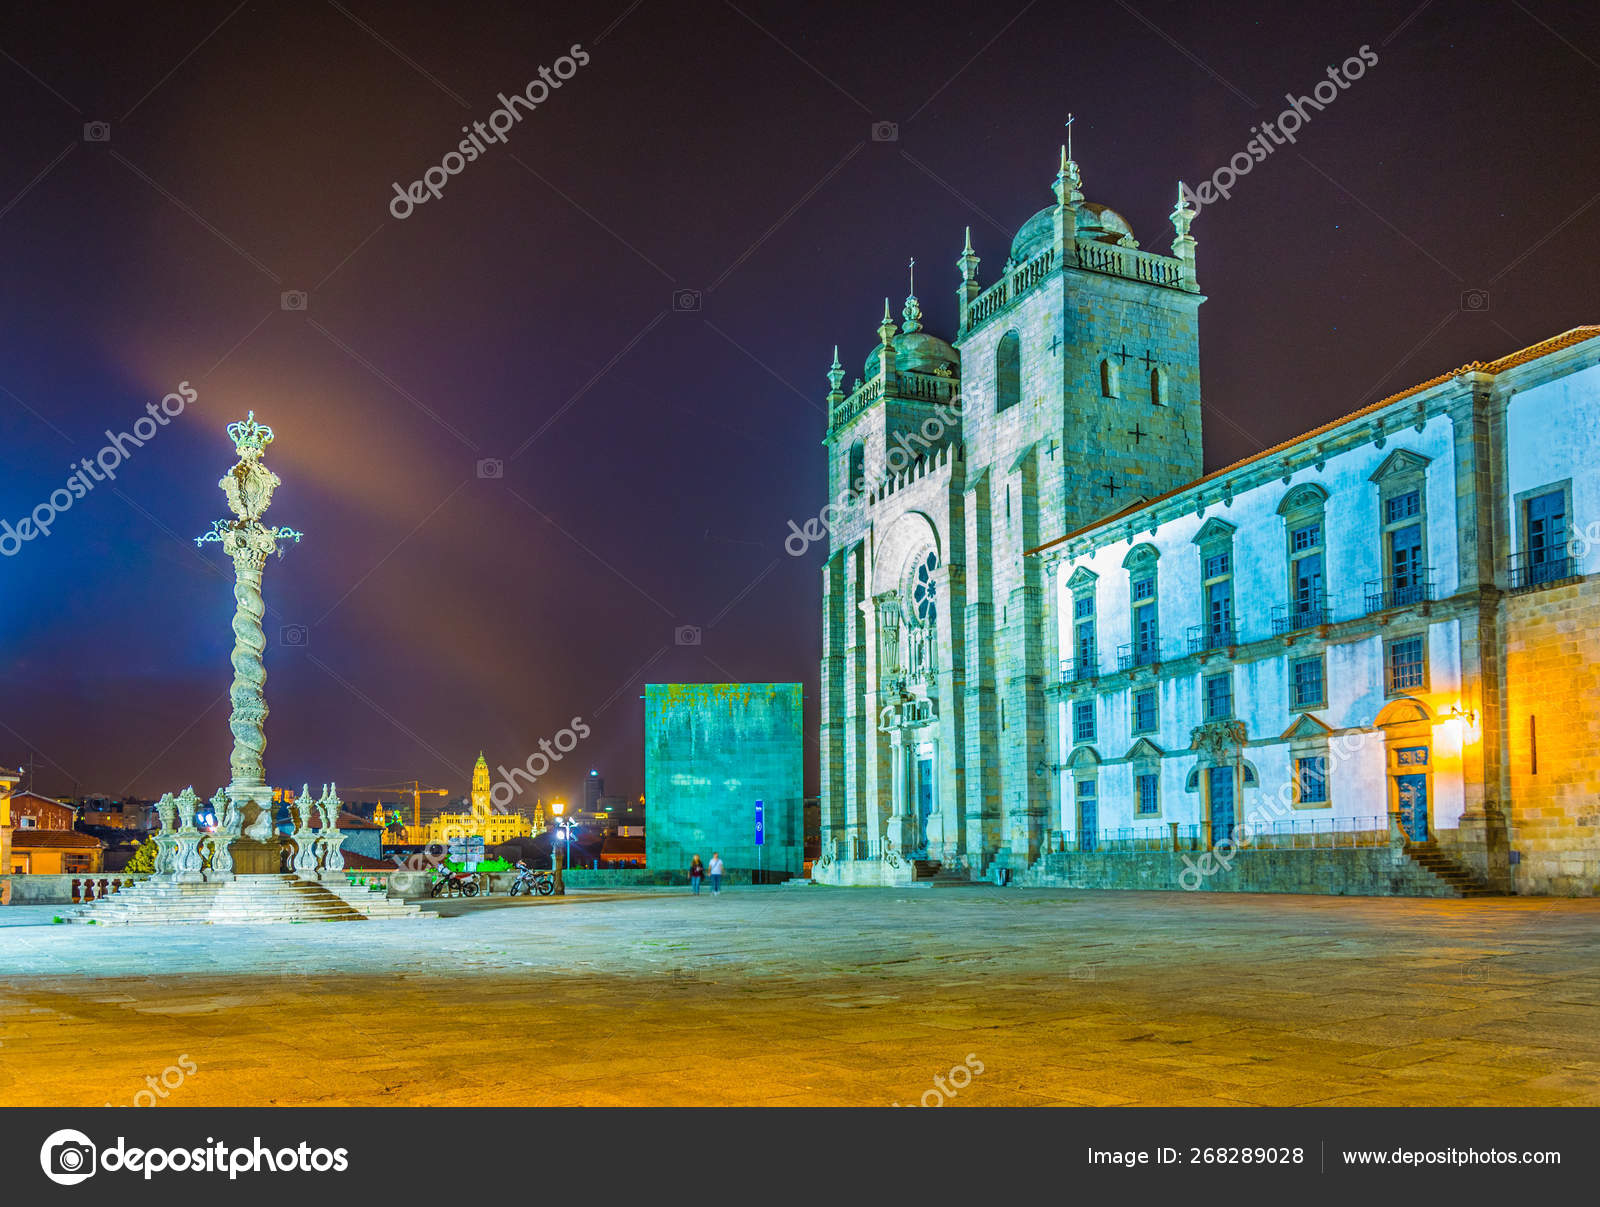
<box><xmin>644</xmin><ymin>683</ymin><xmax>804</xmax><ymax>877</ymax></box>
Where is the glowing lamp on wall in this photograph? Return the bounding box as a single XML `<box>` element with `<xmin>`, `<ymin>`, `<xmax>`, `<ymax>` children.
<box><xmin>1445</xmin><ymin>704</ymin><xmax>1480</xmax><ymax>736</ymax></box>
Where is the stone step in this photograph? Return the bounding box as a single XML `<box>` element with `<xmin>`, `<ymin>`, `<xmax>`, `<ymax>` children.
<box><xmin>69</xmin><ymin>874</ymin><xmax>431</xmax><ymax>924</ymax></box>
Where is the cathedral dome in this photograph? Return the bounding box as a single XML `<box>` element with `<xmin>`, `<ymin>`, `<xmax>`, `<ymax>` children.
<box><xmin>1078</xmin><ymin>202</ymin><xmax>1138</xmax><ymax>246</ymax></box>
<box><xmin>894</xmin><ymin>330</ymin><xmax>957</xmax><ymax>375</ymax></box>
<box><xmin>1009</xmin><ymin>205</ymin><xmax>1055</xmax><ymax>264</ymax></box>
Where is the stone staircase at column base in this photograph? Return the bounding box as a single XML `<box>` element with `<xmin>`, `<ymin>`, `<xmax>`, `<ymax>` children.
<box><xmin>1403</xmin><ymin>841</ymin><xmax>1497</xmax><ymax>897</ymax></box>
<box><xmin>68</xmin><ymin>874</ymin><xmax>432</xmax><ymax>924</ymax></box>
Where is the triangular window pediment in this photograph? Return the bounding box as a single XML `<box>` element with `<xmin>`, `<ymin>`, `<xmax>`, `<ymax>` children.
<box><xmin>1279</xmin><ymin>714</ymin><xmax>1334</xmax><ymax>741</ymax></box>
<box><xmin>1065</xmin><ymin>566</ymin><xmax>1099</xmax><ymax>591</ymax></box>
<box><xmin>1369</xmin><ymin>448</ymin><xmax>1432</xmax><ymax>483</ymax></box>
<box><xmin>1125</xmin><ymin>737</ymin><xmax>1165</xmax><ymax>761</ymax></box>
<box><xmin>1192</xmin><ymin>517</ymin><xmax>1237</xmax><ymax>547</ymax></box>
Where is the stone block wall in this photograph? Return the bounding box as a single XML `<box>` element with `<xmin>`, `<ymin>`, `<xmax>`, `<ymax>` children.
<box><xmin>1016</xmin><ymin>848</ymin><xmax>1456</xmax><ymax>896</ymax></box>
<box><xmin>1502</xmin><ymin>578</ymin><xmax>1600</xmax><ymax>895</ymax></box>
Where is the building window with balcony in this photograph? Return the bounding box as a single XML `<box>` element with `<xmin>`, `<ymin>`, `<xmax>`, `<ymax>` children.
<box><xmin>1121</xmin><ymin>544</ymin><xmax>1160</xmax><ymax>668</ymax></box>
<box><xmin>1370</xmin><ymin>450</ymin><xmax>1433</xmax><ymax>610</ymax></box>
<box><xmin>1191</xmin><ymin>519</ymin><xmax>1238</xmax><ymax>651</ymax></box>
<box><xmin>1135</xmin><ymin>771</ymin><xmax>1160</xmax><ymax>816</ymax></box>
<box><xmin>1511</xmin><ymin>480</ymin><xmax>1575</xmax><ymax>590</ymax></box>
<box><xmin>1290</xmin><ymin>654</ymin><xmax>1325</xmax><ymax>711</ymax></box>
<box><xmin>996</xmin><ymin>330</ymin><xmax>1021</xmax><ymax>413</ymax></box>
<box><xmin>1067</xmin><ymin>567</ymin><xmax>1100</xmax><ymax>680</ymax></box>
<box><xmin>1073</xmin><ymin>699</ymin><xmax>1096</xmax><ymax>744</ymax></box>
<box><xmin>1386</xmin><ymin>634</ymin><xmax>1427</xmax><ymax>694</ymax></box>
<box><xmin>1276</xmin><ymin>483</ymin><xmax>1329</xmax><ymax>632</ymax></box>
<box><xmin>1132</xmin><ymin>687</ymin><xmax>1158</xmax><ymax>735</ymax></box>
<box><xmin>1294</xmin><ymin>755</ymin><xmax>1329</xmax><ymax>805</ymax></box>
<box><xmin>1204</xmin><ymin>671</ymin><xmax>1233</xmax><ymax>720</ymax></box>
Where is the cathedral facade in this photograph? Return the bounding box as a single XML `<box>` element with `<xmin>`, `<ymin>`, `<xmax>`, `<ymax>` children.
<box><xmin>815</xmin><ymin>145</ymin><xmax>1600</xmax><ymax>895</ymax></box>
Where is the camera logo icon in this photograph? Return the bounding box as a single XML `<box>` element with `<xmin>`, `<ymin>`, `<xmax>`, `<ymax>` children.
<box><xmin>83</xmin><ymin>121</ymin><xmax>111</xmax><ymax>142</ymax></box>
<box><xmin>672</xmin><ymin>289</ymin><xmax>702</xmax><ymax>312</ymax></box>
<box><xmin>871</xmin><ymin>121</ymin><xmax>898</xmax><ymax>142</ymax></box>
<box><xmin>674</xmin><ymin>624</ymin><xmax>702</xmax><ymax>647</ymax></box>
<box><xmin>1460</xmin><ymin>288</ymin><xmax>1490</xmax><ymax>312</ymax></box>
<box><xmin>280</xmin><ymin>624</ymin><xmax>309</xmax><ymax>648</ymax></box>
<box><xmin>41</xmin><ymin>1129</ymin><xmax>97</xmax><ymax>1185</ymax></box>
<box><xmin>281</xmin><ymin>290</ymin><xmax>308</xmax><ymax>311</ymax></box>
<box><xmin>476</xmin><ymin>457</ymin><xmax>504</xmax><ymax>479</ymax></box>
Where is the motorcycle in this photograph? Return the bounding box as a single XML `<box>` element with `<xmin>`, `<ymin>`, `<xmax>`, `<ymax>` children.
<box><xmin>508</xmin><ymin>859</ymin><xmax>555</xmax><ymax>897</ymax></box>
<box><xmin>429</xmin><ymin>868</ymin><xmax>481</xmax><ymax>898</ymax></box>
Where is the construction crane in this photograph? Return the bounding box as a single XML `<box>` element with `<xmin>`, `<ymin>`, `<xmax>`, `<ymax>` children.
<box><xmin>349</xmin><ymin>781</ymin><xmax>451</xmax><ymax>831</ymax></box>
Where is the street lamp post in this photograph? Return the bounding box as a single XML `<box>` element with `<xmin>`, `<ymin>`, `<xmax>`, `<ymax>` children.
<box><xmin>551</xmin><ymin>800</ymin><xmax>566</xmax><ymax>895</ymax></box>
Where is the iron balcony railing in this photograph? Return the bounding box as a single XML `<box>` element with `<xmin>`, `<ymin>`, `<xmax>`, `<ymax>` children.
<box><xmin>1364</xmin><ymin>571</ymin><xmax>1434</xmax><ymax>612</ymax></box>
<box><xmin>1272</xmin><ymin>598</ymin><xmax>1331</xmax><ymax>634</ymax></box>
<box><xmin>1507</xmin><ymin>550</ymin><xmax>1579</xmax><ymax>593</ymax></box>
<box><xmin>1117</xmin><ymin>642</ymin><xmax>1160</xmax><ymax>670</ymax></box>
<box><xmin>1186</xmin><ymin>622</ymin><xmax>1238</xmax><ymax>653</ymax></box>
<box><xmin>1059</xmin><ymin>657</ymin><xmax>1100</xmax><ymax>684</ymax></box>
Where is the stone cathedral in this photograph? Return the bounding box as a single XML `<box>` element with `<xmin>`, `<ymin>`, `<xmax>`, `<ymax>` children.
<box><xmin>816</xmin><ymin>142</ymin><xmax>1600</xmax><ymax>897</ymax></box>
<box><xmin>816</xmin><ymin>145</ymin><xmax>1205</xmax><ymax>882</ymax></box>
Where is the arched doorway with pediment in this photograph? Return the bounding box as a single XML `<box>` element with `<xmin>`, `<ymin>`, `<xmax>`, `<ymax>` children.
<box><xmin>1377</xmin><ymin>697</ymin><xmax>1434</xmax><ymax>843</ymax></box>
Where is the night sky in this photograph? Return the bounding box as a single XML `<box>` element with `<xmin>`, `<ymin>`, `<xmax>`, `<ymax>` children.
<box><xmin>2</xmin><ymin>0</ymin><xmax>1596</xmax><ymax>807</ymax></box>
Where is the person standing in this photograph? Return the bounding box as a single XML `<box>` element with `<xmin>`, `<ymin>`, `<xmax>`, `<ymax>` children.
<box><xmin>688</xmin><ymin>854</ymin><xmax>704</xmax><ymax>894</ymax></box>
<box><xmin>708</xmin><ymin>851</ymin><xmax>724</xmax><ymax>896</ymax></box>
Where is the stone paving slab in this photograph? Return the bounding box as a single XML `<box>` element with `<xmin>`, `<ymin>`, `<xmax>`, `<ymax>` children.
<box><xmin>1</xmin><ymin>887</ymin><xmax>1598</xmax><ymax>1106</ymax></box>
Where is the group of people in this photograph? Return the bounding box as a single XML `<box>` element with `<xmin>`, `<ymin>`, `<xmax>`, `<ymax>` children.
<box><xmin>687</xmin><ymin>852</ymin><xmax>723</xmax><ymax>895</ymax></box>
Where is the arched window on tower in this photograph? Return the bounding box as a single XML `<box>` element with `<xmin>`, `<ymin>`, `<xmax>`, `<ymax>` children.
<box><xmin>996</xmin><ymin>330</ymin><xmax>1021</xmax><ymax>413</ymax></box>
<box><xmin>846</xmin><ymin>440</ymin><xmax>865</xmax><ymax>498</ymax></box>
<box><xmin>1100</xmin><ymin>358</ymin><xmax>1118</xmax><ymax>399</ymax></box>
<box><xmin>1150</xmin><ymin>368</ymin><xmax>1164</xmax><ymax>406</ymax></box>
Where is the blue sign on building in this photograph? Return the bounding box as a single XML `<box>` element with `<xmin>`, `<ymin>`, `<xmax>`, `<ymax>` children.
<box><xmin>754</xmin><ymin>799</ymin><xmax>765</xmax><ymax>846</ymax></box>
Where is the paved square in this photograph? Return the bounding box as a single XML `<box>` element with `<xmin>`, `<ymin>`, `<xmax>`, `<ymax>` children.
<box><xmin>2</xmin><ymin>887</ymin><xmax>1597</xmax><ymax>1106</ymax></box>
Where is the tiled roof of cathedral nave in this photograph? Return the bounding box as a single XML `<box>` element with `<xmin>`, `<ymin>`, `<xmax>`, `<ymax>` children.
<box><xmin>1027</xmin><ymin>324</ymin><xmax>1600</xmax><ymax>556</ymax></box>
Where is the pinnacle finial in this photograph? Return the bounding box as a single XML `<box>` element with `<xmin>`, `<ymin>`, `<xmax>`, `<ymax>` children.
<box><xmin>878</xmin><ymin>298</ymin><xmax>897</xmax><ymax>347</ymax></box>
<box><xmin>827</xmin><ymin>345</ymin><xmax>845</xmax><ymax>394</ymax></box>
<box><xmin>1171</xmin><ymin>181</ymin><xmax>1197</xmax><ymax>240</ymax></box>
<box><xmin>963</xmin><ymin>225</ymin><xmax>974</xmax><ymax>255</ymax></box>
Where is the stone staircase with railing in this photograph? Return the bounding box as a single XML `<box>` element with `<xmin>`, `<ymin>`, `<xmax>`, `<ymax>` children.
<box><xmin>68</xmin><ymin>874</ymin><xmax>431</xmax><ymax>924</ymax></box>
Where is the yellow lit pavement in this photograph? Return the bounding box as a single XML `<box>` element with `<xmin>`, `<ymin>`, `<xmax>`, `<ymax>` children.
<box><xmin>2</xmin><ymin>887</ymin><xmax>1598</xmax><ymax>1107</ymax></box>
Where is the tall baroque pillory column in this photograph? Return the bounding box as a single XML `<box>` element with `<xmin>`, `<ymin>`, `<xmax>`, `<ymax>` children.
<box><xmin>196</xmin><ymin>412</ymin><xmax>303</xmax><ymax>868</ymax></box>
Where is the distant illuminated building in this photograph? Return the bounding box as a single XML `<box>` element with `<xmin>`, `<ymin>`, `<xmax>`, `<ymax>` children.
<box><xmin>422</xmin><ymin>754</ymin><xmax>532</xmax><ymax>846</ymax></box>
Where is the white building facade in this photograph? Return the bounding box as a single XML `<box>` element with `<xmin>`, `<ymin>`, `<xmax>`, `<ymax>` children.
<box><xmin>1035</xmin><ymin>328</ymin><xmax>1600</xmax><ymax>894</ymax></box>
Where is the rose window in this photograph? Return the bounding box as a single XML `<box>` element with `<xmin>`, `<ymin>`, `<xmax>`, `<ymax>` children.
<box><xmin>909</xmin><ymin>551</ymin><xmax>938</xmax><ymax>627</ymax></box>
